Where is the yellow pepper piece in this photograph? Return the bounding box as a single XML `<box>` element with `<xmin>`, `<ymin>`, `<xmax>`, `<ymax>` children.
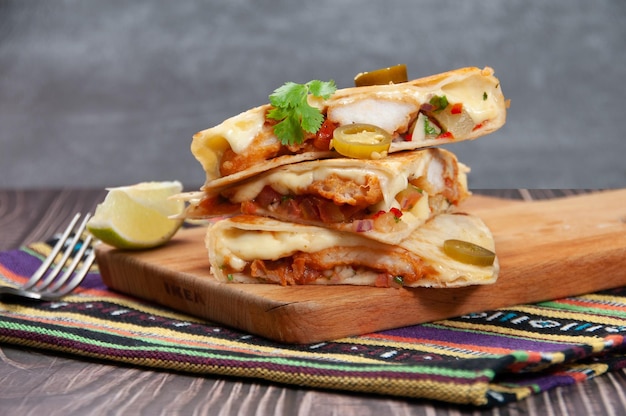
<box><xmin>330</xmin><ymin>124</ymin><xmax>392</xmax><ymax>159</ymax></box>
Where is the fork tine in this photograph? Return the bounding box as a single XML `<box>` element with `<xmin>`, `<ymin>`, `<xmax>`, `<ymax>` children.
<box><xmin>26</xmin><ymin>213</ymin><xmax>92</xmax><ymax>291</ymax></box>
<box><xmin>46</xmin><ymin>236</ymin><xmax>96</xmax><ymax>298</ymax></box>
<box><xmin>46</xmin><ymin>233</ymin><xmax>94</xmax><ymax>293</ymax></box>
<box><xmin>22</xmin><ymin>213</ymin><xmax>83</xmax><ymax>290</ymax></box>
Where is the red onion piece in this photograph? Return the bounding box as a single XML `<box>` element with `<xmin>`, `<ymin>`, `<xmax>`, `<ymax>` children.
<box><xmin>354</xmin><ymin>219</ymin><xmax>374</xmax><ymax>232</ymax></box>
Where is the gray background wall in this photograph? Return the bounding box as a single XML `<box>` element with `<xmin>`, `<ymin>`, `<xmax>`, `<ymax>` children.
<box><xmin>1</xmin><ymin>0</ymin><xmax>625</xmax><ymax>190</ymax></box>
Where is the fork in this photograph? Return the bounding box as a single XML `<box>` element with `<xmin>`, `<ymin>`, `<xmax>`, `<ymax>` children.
<box><xmin>0</xmin><ymin>213</ymin><xmax>96</xmax><ymax>301</ymax></box>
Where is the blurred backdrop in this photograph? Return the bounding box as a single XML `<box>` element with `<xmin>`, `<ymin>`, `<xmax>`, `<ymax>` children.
<box><xmin>1</xmin><ymin>0</ymin><xmax>625</xmax><ymax>190</ymax></box>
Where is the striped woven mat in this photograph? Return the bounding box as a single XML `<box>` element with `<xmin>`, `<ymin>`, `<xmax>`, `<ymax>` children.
<box><xmin>2</xmin><ymin>240</ymin><xmax>626</xmax><ymax>407</ymax></box>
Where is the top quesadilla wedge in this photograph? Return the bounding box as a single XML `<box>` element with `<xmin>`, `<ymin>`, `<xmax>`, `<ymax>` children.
<box><xmin>192</xmin><ymin>66</ymin><xmax>507</xmax><ymax>188</ymax></box>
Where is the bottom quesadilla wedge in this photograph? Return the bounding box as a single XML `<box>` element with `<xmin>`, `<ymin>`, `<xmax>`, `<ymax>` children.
<box><xmin>205</xmin><ymin>212</ymin><xmax>499</xmax><ymax>288</ymax></box>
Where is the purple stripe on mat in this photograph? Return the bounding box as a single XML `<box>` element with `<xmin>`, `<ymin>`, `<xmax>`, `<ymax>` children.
<box><xmin>0</xmin><ymin>249</ymin><xmax>105</xmax><ymax>290</ymax></box>
<box><xmin>378</xmin><ymin>325</ymin><xmax>573</xmax><ymax>353</ymax></box>
<box><xmin>0</xmin><ymin>249</ymin><xmax>40</xmax><ymax>277</ymax></box>
<box><xmin>81</xmin><ymin>272</ymin><xmax>108</xmax><ymax>290</ymax></box>
<box><xmin>498</xmin><ymin>371</ymin><xmax>577</xmax><ymax>392</ymax></box>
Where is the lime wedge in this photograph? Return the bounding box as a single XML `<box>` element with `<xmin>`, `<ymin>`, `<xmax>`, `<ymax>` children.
<box><xmin>87</xmin><ymin>181</ymin><xmax>185</xmax><ymax>249</ymax></box>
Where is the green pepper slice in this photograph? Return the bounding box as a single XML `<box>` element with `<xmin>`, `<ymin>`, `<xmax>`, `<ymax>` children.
<box><xmin>354</xmin><ymin>64</ymin><xmax>408</xmax><ymax>87</ymax></box>
<box><xmin>443</xmin><ymin>239</ymin><xmax>496</xmax><ymax>266</ymax></box>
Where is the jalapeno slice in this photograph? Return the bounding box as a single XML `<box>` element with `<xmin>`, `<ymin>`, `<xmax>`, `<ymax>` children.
<box><xmin>354</xmin><ymin>64</ymin><xmax>408</xmax><ymax>87</ymax></box>
<box><xmin>330</xmin><ymin>123</ymin><xmax>392</xmax><ymax>159</ymax></box>
<box><xmin>443</xmin><ymin>239</ymin><xmax>496</xmax><ymax>266</ymax></box>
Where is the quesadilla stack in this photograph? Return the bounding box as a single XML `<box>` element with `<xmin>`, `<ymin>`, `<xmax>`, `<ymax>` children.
<box><xmin>183</xmin><ymin>66</ymin><xmax>508</xmax><ymax>288</ymax></box>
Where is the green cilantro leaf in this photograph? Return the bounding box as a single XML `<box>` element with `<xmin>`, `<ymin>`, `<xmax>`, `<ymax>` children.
<box><xmin>267</xmin><ymin>79</ymin><xmax>337</xmax><ymax>145</ymax></box>
<box><xmin>307</xmin><ymin>79</ymin><xmax>337</xmax><ymax>99</ymax></box>
<box><xmin>273</xmin><ymin>113</ymin><xmax>304</xmax><ymax>144</ymax></box>
<box><xmin>266</xmin><ymin>106</ymin><xmax>288</xmax><ymax>122</ymax></box>
<box><xmin>269</xmin><ymin>82</ymin><xmax>307</xmax><ymax>108</ymax></box>
<box><xmin>299</xmin><ymin>103</ymin><xmax>325</xmax><ymax>133</ymax></box>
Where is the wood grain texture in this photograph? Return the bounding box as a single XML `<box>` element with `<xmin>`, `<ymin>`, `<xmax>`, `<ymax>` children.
<box><xmin>97</xmin><ymin>189</ymin><xmax>626</xmax><ymax>343</ymax></box>
<box><xmin>1</xmin><ymin>188</ymin><xmax>625</xmax><ymax>416</ymax></box>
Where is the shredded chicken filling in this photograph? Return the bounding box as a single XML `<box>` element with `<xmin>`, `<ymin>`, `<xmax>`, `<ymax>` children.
<box><xmin>224</xmin><ymin>245</ymin><xmax>438</xmax><ymax>286</ymax></box>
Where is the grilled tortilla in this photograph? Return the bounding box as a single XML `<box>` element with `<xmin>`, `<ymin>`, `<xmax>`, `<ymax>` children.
<box><xmin>205</xmin><ymin>212</ymin><xmax>499</xmax><ymax>288</ymax></box>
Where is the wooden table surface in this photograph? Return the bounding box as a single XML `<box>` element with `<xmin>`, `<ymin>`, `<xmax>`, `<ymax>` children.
<box><xmin>2</xmin><ymin>188</ymin><xmax>625</xmax><ymax>415</ymax></box>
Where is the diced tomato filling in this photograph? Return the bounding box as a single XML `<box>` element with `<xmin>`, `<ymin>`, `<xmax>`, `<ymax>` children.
<box><xmin>389</xmin><ymin>207</ymin><xmax>403</xmax><ymax>218</ymax></box>
<box><xmin>312</xmin><ymin>119</ymin><xmax>337</xmax><ymax>150</ymax></box>
<box><xmin>450</xmin><ymin>103</ymin><xmax>463</xmax><ymax>114</ymax></box>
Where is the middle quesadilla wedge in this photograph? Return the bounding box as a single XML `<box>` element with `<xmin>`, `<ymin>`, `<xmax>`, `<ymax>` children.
<box><xmin>205</xmin><ymin>212</ymin><xmax>499</xmax><ymax>288</ymax></box>
<box><xmin>183</xmin><ymin>148</ymin><xmax>470</xmax><ymax>245</ymax></box>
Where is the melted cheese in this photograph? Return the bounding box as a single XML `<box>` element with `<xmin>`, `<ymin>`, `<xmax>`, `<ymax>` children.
<box><xmin>191</xmin><ymin>106</ymin><xmax>266</xmax><ymax>179</ymax></box>
<box><xmin>214</xmin><ymin>107</ymin><xmax>265</xmax><ymax>154</ymax></box>
<box><xmin>441</xmin><ymin>74</ymin><xmax>502</xmax><ymax>122</ymax></box>
<box><xmin>213</xmin><ymin>222</ymin><xmax>379</xmax><ymax>272</ymax></box>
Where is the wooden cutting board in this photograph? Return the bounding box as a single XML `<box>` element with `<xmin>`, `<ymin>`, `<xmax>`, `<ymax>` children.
<box><xmin>96</xmin><ymin>189</ymin><xmax>626</xmax><ymax>344</ymax></box>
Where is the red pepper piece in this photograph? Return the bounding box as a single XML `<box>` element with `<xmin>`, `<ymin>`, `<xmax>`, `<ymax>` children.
<box><xmin>450</xmin><ymin>103</ymin><xmax>463</xmax><ymax>115</ymax></box>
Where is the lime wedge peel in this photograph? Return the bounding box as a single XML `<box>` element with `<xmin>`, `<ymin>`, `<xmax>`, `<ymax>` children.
<box><xmin>87</xmin><ymin>181</ymin><xmax>185</xmax><ymax>250</ymax></box>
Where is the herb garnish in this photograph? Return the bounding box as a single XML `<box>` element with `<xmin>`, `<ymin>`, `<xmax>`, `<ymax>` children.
<box><xmin>267</xmin><ymin>80</ymin><xmax>337</xmax><ymax>145</ymax></box>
